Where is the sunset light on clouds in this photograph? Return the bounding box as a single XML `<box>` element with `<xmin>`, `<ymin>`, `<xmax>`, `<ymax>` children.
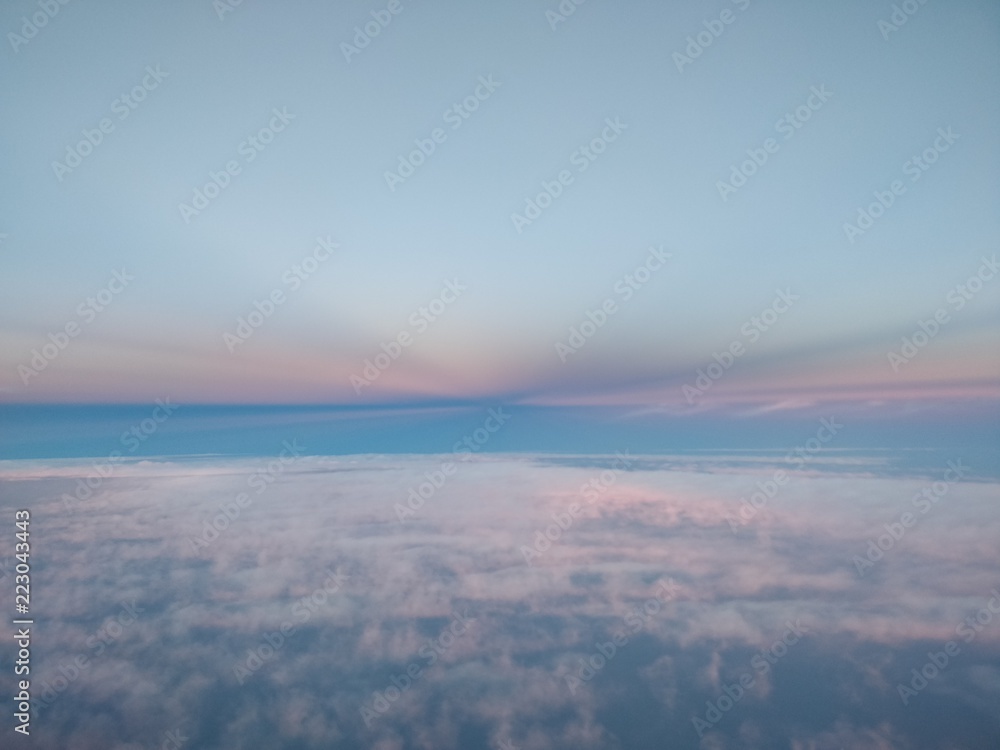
<box><xmin>1</xmin><ymin>1</ymin><xmax>998</xmax><ymax>748</ymax></box>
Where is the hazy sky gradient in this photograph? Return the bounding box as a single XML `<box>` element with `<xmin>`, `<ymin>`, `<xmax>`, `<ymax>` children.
<box><xmin>2</xmin><ymin>0</ymin><xmax>998</xmax><ymax>406</ymax></box>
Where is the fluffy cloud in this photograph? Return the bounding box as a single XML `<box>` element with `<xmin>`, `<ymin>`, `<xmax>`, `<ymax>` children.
<box><xmin>1</xmin><ymin>453</ymin><xmax>998</xmax><ymax>748</ymax></box>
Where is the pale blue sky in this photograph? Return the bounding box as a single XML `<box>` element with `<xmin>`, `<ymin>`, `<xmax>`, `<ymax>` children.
<box><xmin>1</xmin><ymin>0</ymin><xmax>998</xmax><ymax>404</ymax></box>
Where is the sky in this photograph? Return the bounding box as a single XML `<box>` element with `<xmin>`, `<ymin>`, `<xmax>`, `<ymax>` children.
<box><xmin>1</xmin><ymin>0</ymin><xmax>998</xmax><ymax>409</ymax></box>
<box><xmin>2</xmin><ymin>6</ymin><xmax>999</xmax><ymax>745</ymax></box>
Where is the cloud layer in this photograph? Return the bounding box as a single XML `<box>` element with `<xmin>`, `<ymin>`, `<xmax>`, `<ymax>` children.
<box><xmin>1</xmin><ymin>453</ymin><xmax>998</xmax><ymax>749</ymax></box>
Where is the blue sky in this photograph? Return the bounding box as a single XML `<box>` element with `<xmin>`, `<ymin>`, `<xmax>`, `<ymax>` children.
<box><xmin>1</xmin><ymin>0</ymin><xmax>998</xmax><ymax>406</ymax></box>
